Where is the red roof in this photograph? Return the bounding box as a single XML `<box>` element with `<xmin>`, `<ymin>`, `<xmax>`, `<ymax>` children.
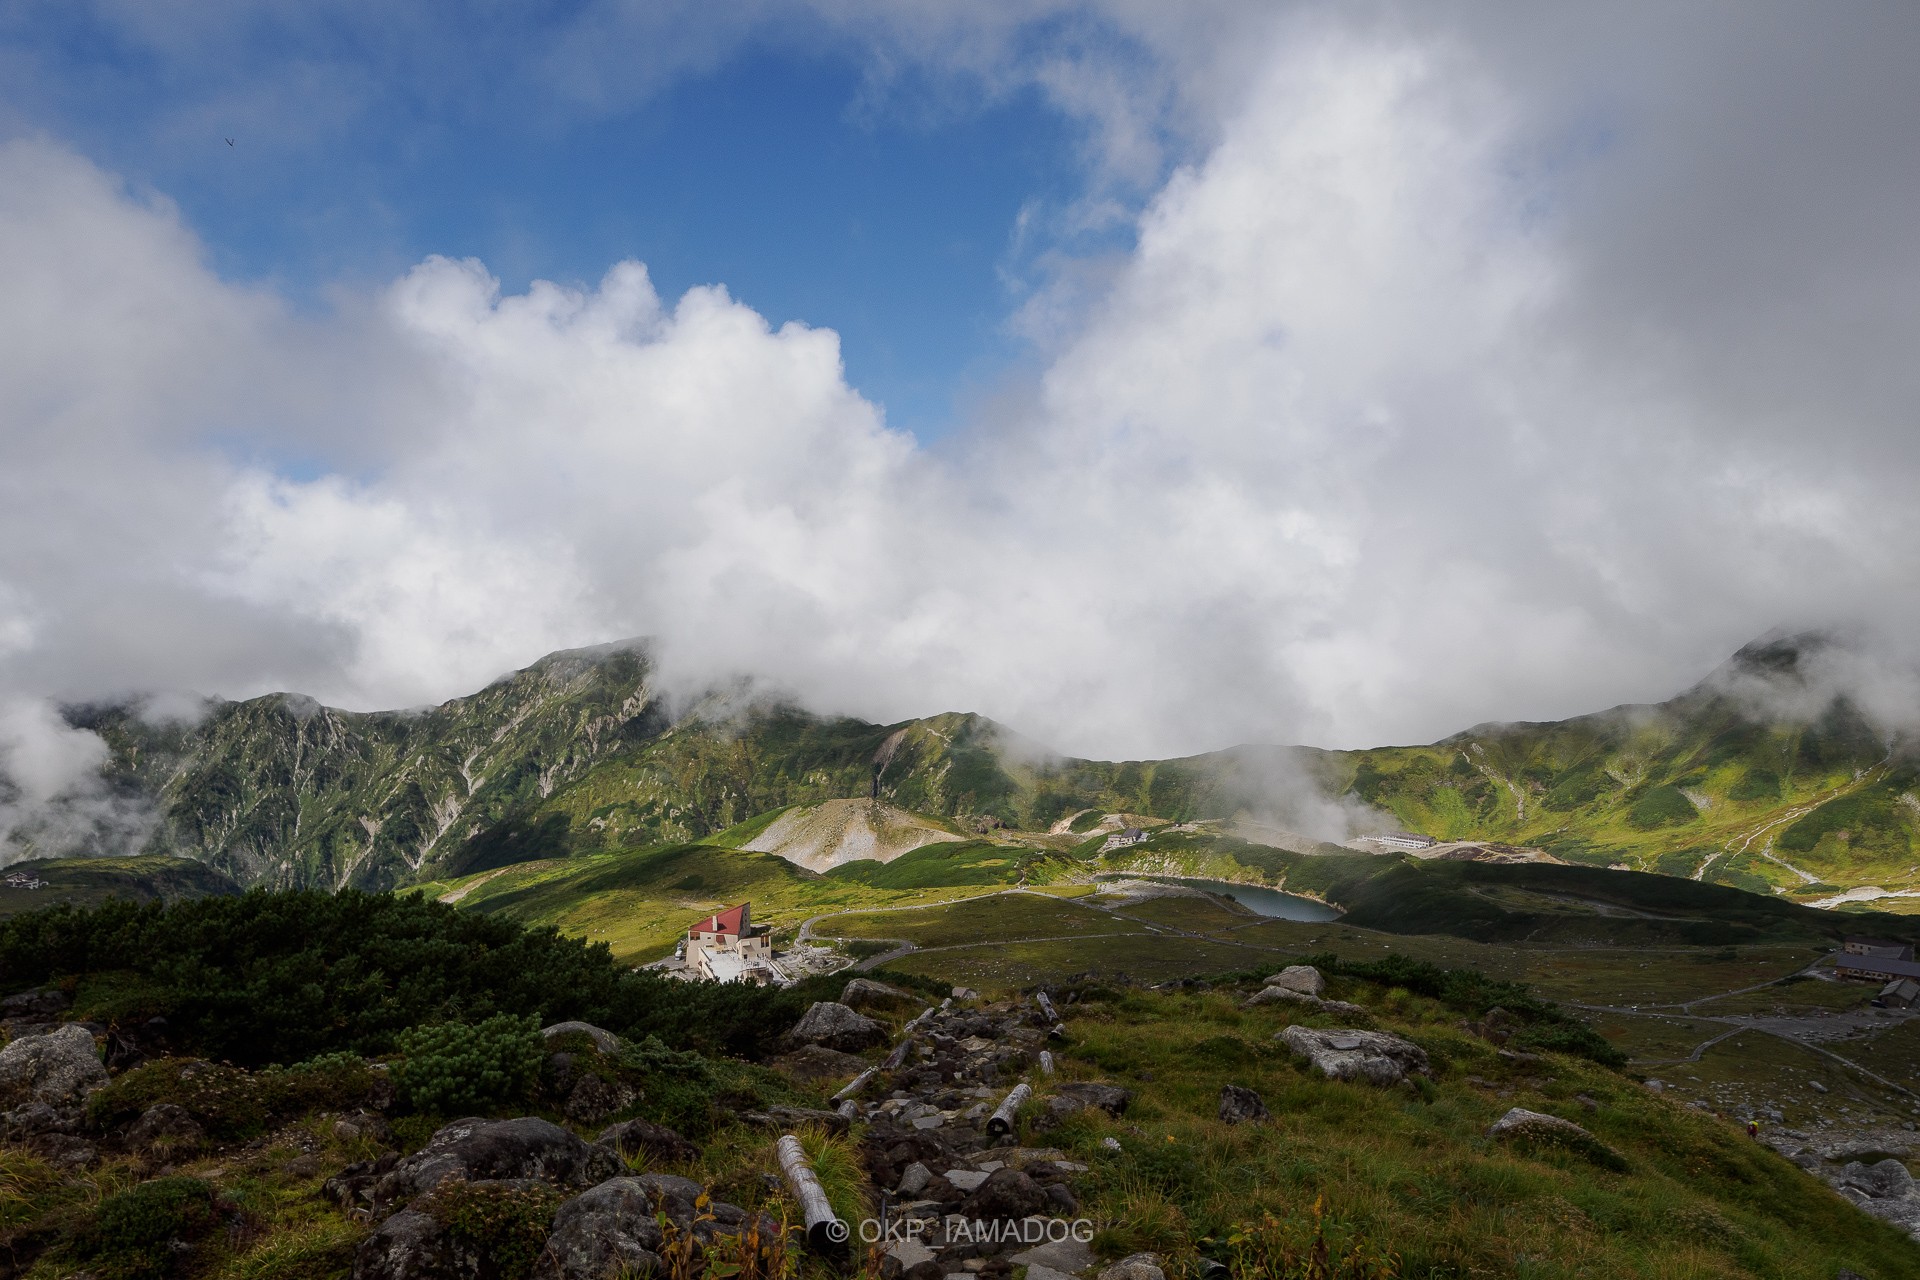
<box><xmin>690</xmin><ymin>903</ymin><xmax>749</xmax><ymax>938</ymax></box>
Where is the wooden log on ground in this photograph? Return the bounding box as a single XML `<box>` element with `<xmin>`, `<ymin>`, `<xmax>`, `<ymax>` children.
<box><xmin>777</xmin><ymin>1134</ymin><xmax>848</xmax><ymax>1253</ymax></box>
<box><xmin>986</xmin><ymin>1082</ymin><xmax>1033</xmax><ymax>1137</ymax></box>
<box><xmin>832</xmin><ymin>1067</ymin><xmax>877</xmax><ymax>1102</ymax></box>
<box><xmin>1038</xmin><ymin>1050</ymin><xmax>1055</xmax><ymax>1076</ymax></box>
<box><xmin>1036</xmin><ymin>991</ymin><xmax>1058</xmax><ymax>1022</ymax></box>
<box><xmin>881</xmin><ymin>1035</ymin><xmax>915</xmax><ymax>1071</ymax></box>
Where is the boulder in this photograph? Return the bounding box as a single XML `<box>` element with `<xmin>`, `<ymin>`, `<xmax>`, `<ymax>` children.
<box><xmin>957</xmin><ymin>1167</ymin><xmax>1050</xmax><ymax>1222</ymax></box>
<box><xmin>0</xmin><ymin>1023</ymin><xmax>106</xmax><ymax>1104</ymax></box>
<box><xmin>561</xmin><ymin>1075</ymin><xmax>636</xmax><ymax>1125</ymax></box>
<box><xmin>896</xmin><ymin>1161</ymin><xmax>932</xmax><ymax>1195</ymax></box>
<box><xmin>352</xmin><ymin>1208</ymin><xmax>461</xmax><ymax>1279</ymax></box>
<box><xmin>1244</xmin><ymin>988</ymin><xmax>1368</xmax><ymax>1016</ymax></box>
<box><xmin>371</xmin><ymin>1118</ymin><xmax>624</xmax><ymax>1211</ymax></box>
<box><xmin>1101</xmin><ymin>1253</ymin><xmax>1167</xmax><ymax>1280</ymax></box>
<box><xmin>0</xmin><ymin>1100</ymin><xmax>77</xmax><ymax>1140</ymax></box>
<box><xmin>1487</xmin><ymin>1107</ymin><xmax>1594</xmax><ymax>1143</ymax></box>
<box><xmin>540</xmin><ymin>1021</ymin><xmax>622</xmax><ymax>1055</ymax></box>
<box><xmin>775</xmin><ymin>1043</ymin><xmax>873</xmax><ymax>1081</ymax></box>
<box><xmin>1265</xmin><ymin>966</ymin><xmax>1326</xmax><ymax>997</ymax></box>
<box><xmin>1010</xmin><ymin>1238</ymin><xmax>1094</xmax><ymax>1276</ymax></box>
<box><xmin>841</xmin><ymin>978</ymin><xmax>913</xmax><ymax>1009</ymax></box>
<box><xmin>595</xmin><ymin>1119</ymin><xmax>699</xmax><ymax>1166</ymax></box>
<box><xmin>1218</xmin><ymin>1084</ymin><xmax>1269</xmax><ymax>1125</ymax></box>
<box><xmin>1836</xmin><ymin>1157</ymin><xmax>1916</xmax><ymax>1202</ymax></box>
<box><xmin>533</xmin><ymin>1177</ymin><xmax>665</xmax><ymax>1280</ymax></box>
<box><xmin>127</xmin><ymin>1102</ymin><xmax>206</xmax><ymax>1152</ymax></box>
<box><xmin>1047</xmin><ymin>1082</ymin><xmax>1132</xmax><ymax>1119</ymax></box>
<box><xmin>787</xmin><ymin>1002</ymin><xmax>887</xmax><ymax>1053</ymax></box>
<box><xmin>0</xmin><ymin>988</ymin><xmax>70</xmax><ymax>1018</ymax></box>
<box><xmin>1280</xmin><ymin>1027</ymin><xmax>1429</xmax><ymax>1086</ymax></box>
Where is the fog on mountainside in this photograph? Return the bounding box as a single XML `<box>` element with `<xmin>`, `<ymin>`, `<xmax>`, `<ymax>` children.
<box><xmin>0</xmin><ymin>631</ymin><xmax>1914</xmax><ymax>919</ymax></box>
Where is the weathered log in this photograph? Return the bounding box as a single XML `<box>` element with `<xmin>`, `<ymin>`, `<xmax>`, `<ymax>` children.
<box><xmin>1048</xmin><ymin>1022</ymin><xmax>1068</xmax><ymax>1041</ymax></box>
<box><xmin>881</xmin><ymin>1035</ymin><xmax>915</xmax><ymax>1071</ymax></box>
<box><xmin>832</xmin><ymin>1067</ymin><xmax>877</xmax><ymax>1102</ymax></box>
<box><xmin>1038</xmin><ymin>1050</ymin><xmax>1055</xmax><ymax>1076</ymax></box>
<box><xmin>777</xmin><ymin>1134</ymin><xmax>848</xmax><ymax>1253</ymax></box>
<box><xmin>1036</xmin><ymin>991</ymin><xmax>1058</xmax><ymax>1022</ymax></box>
<box><xmin>986</xmin><ymin>1082</ymin><xmax>1033</xmax><ymax>1137</ymax></box>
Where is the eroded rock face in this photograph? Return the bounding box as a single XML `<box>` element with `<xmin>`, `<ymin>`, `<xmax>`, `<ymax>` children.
<box><xmin>1266</xmin><ymin>966</ymin><xmax>1326</xmax><ymax>997</ymax></box>
<box><xmin>371</xmin><ymin>1118</ymin><xmax>623</xmax><ymax>1212</ymax></box>
<box><xmin>1280</xmin><ymin>1027</ymin><xmax>1429</xmax><ymax>1086</ymax></box>
<box><xmin>1244</xmin><ymin>987</ymin><xmax>1368</xmax><ymax>1016</ymax></box>
<box><xmin>787</xmin><ymin>1002</ymin><xmax>887</xmax><ymax>1053</ymax></box>
<box><xmin>353</xmin><ymin>1208</ymin><xmax>460</xmax><ymax>1280</ymax></box>
<box><xmin>1218</xmin><ymin>1084</ymin><xmax>1269</xmax><ymax>1125</ymax></box>
<box><xmin>0</xmin><ymin>1023</ymin><xmax>107</xmax><ymax>1105</ymax></box>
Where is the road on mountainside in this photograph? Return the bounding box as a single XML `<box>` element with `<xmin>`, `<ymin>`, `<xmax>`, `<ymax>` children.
<box><xmin>1569</xmin><ymin>966</ymin><xmax>1920</xmax><ymax>1098</ymax></box>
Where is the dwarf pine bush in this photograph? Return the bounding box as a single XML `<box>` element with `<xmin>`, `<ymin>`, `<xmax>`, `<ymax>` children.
<box><xmin>395</xmin><ymin>1014</ymin><xmax>543</xmax><ymax>1115</ymax></box>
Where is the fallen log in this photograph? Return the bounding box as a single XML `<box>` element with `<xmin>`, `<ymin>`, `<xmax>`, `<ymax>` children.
<box><xmin>777</xmin><ymin>1134</ymin><xmax>848</xmax><ymax>1254</ymax></box>
<box><xmin>1038</xmin><ymin>1050</ymin><xmax>1055</xmax><ymax>1076</ymax></box>
<box><xmin>1036</xmin><ymin>991</ymin><xmax>1058</xmax><ymax>1022</ymax></box>
<box><xmin>832</xmin><ymin>1067</ymin><xmax>877</xmax><ymax>1102</ymax></box>
<box><xmin>881</xmin><ymin>1035</ymin><xmax>915</xmax><ymax>1071</ymax></box>
<box><xmin>986</xmin><ymin>1082</ymin><xmax>1033</xmax><ymax>1137</ymax></box>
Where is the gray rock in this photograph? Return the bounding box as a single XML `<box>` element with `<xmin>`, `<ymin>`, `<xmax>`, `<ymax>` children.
<box><xmin>1218</xmin><ymin>1084</ymin><xmax>1269</xmax><ymax>1125</ymax></box>
<box><xmin>534</xmin><ymin>1177</ymin><xmax>665</xmax><ymax>1280</ymax></box>
<box><xmin>372</xmin><ymin>1117</ymin><xmax>624</xmax><ymax>1211</ymax></box>
<box><xmin>540</xmin><ymin>1021</ymin><xmax>622</xmax><ymax>1056</ymax></box>
<box><xmin>1026</xmin><ymin>1265</ymin><xmax>1078</xmax><ymax>1280</ymax></box>
<box><xmin>127</xmin><ymin>1102</ymin><xmax>205</xmax><ymax>1152</ymax></box>
<box><xmin>0</xmin><ymin>1100</ymin><xmax>77</xmax><ymax>1139</ymax></box>
<box><xmin>944</xmin><ymin>1169</ymin><xmax>990</xmax><ymax>1192</ymax></box>
<box><xmin>1487</xmin><ymin>1107</ymin><xmax>1595</xmax><ymax>1143</ymax></box>
<box><xmin>897</xmin><ymin>1161</ymin><xmax>932</xmax><ymax>1195</ymax></box>
<box><xmin>1266</xmin><ymin>966</ymin><xmax>1326</xmax><ymax>997</ymax></box>
<box><xmin>1244</xmin><ymin>987</ymin><xmax>1368</xmax><ymax>1016</ymax></box>
<box><xmin>0</xmin><ymin>988</ymin><xmax>70</xmax><ymax>1018</ymax></box>
<box><xmin>1280</xmin><ymin>1026</ymin><xmax>1429</xmax><ymax>1086</ymax></box>
<box><xmin>595</xmin><ymin>1118</ymin><xmax>699</xmax><ymax>1166</ymax></box>
<box><xmin>0</xmin><ymin>1023</ymin><xmax>106</xmax><ymax>1105</ymax></box>
<box><xmin>841</xmin><ymin>978</ymin><xmax>913</xmax><ymax>1009</ymax></box>
<box><xmin>353</xmin><ymin>1208</ymin><xmax>462</xmax><ymax>1279</ymax></box>
<box><xmin>958</xmin><ymin>1168</ymin><xmax>1050</xmax><ymax>1222</ymax></box>
<box><xmin>1836</xmin><ymin>1157</ymin><xmax>1916</xmax><ymax>1202</ymax></box>
<box><xmin>1048</xmin><ymin>1082</ymin><xmax>1133</xmax><ymax>1119</ymax></box>
<box><xmin>787</xmin><ymin>1002</ymin><xmax>888</xmax><ymax>1053</ymax></box>
<box><xmin>1011</xmin><ymin>1238</ymin><xmax>1093</xmax><ymax>1275</ymax></box>
<box><xmin>1100</xmin><ymin>1252</ymin><xmax>1166</xmax><ymax>1280</ymax></box>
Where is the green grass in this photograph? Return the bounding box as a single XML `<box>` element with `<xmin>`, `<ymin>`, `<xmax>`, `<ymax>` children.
<box><xmin>1040</xmin><ymin>985</ymin><xmax>1920</xmax><ymax>1279</ymax></box>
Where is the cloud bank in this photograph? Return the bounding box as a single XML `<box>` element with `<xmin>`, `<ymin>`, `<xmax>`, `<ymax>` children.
<box><xmin>3</xmin><ymin>6</ymin><xmax>1920</xmax><ymax>858</ymax></box>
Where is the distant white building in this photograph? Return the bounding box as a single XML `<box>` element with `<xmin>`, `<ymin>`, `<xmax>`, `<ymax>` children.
<box><xmin>1101</xmin><ymin>827</ymin><xmax>1148</xmax><ymax>853</ymax></box>
<box><xmin>1368</xmin><ymin>832</ymin><xmax>1437</xmax><ymax>851</ymax></box>
<box><xmin>683</xmin><ymin>903</ymin><xmax>778</xmax><ymax>985</ymax></box>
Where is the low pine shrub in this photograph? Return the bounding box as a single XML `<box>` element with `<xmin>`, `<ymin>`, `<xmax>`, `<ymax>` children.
<box><xmin>422</xmin><ymin>1180</ymin><xmax>559</xmax><ymax>1280</ymax></box>
<box><xmin>395</xmin><ymin>1014</ymin><xmax>542</xmax><ymax>1115</ymax></box>
<box><xmin>67</xmin><ymin>1176</ymin><xmax>220</xmax><ymax>1280</ymax></box>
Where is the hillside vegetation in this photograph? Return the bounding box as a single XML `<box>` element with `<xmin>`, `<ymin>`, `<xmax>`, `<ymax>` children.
<box><xmin>15</xmin><ymin>630</ymin><xmax>1916</xmax><ymax>908</ymax></box>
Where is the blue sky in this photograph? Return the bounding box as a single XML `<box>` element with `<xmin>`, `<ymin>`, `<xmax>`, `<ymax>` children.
<box><xmin>3</xmin><ymin>4</ymin><xmax>1131</xmax><ymax>440</ymax></box>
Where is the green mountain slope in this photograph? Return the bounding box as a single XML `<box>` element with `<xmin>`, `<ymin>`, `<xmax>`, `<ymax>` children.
<box><xmin>31</xmin><ymin>630</ymin><xmax>1920</xmax><ymax>904</ymax></box>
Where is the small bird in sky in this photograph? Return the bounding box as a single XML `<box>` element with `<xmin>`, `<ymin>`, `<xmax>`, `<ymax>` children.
<box><xmin>225</xmin><ymin>138</ymin><xmax>234</xmax><ymax>146</ymax></box>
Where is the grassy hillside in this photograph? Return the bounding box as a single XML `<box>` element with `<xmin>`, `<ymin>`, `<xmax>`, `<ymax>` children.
<box><xmin>0</xmin><ymin>855</ymin><xmax>237</xmax><ymax>918</ymax></box>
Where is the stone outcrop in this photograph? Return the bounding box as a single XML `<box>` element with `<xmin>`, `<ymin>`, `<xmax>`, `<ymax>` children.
<box><xmin>370</xmin><ymin>1118</ymin><xmax>623</xmax><ymax>1212</ymax></box>
<box><xmin>595</xmin><ymin>1118</ymin><xmax>699</xmax><ymax>1166</ymax></box>
<box><xmin>1266</xmin><ymin>966</ymin><xmax>1326</xmax><ymax>997</ymax></box>
<box><xmin>540</xmin><ymin>1021</ymin><xmax>622</xmax><ymax>1055</ymax></box>
<box><xmin>1218</xmin><ymin>1084</ymin><xmax>1269</xmax><ymax>1125</ymax></box>
<box><xmin>841</xmin><ymin>978</ymin><xmax>914</xmax><ymax>1009</ymax></box>
<box><xmin>1245</xmin><ymin>986</ymin><xmax>1369</xmax><ymax>1016</ymax></box>
<box><xmin>786</xmin><ymin>1001</ymin><xmax>887</xmax><ymax>1053</ymax></box>
<box><xmin>0</xmin><ymin>1023</ymin><xmax>107</xmax><ymax>1105</ymax></box>
<box><xmin>1831</xmin><ymin>1158</ymin><xmax>1920</xmax><ymax>1238</ymax></box>
<box><xmin>1280</xmin><ymin>1026</ymin><xmax>1429</xmax><ymax>1085</ymax></box>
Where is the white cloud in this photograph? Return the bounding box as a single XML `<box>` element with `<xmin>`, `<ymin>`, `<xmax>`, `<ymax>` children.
<box><xmin>3</xmin><ymin>5</ymin><xmax>1920</xmax><ymax>863</ymax></box>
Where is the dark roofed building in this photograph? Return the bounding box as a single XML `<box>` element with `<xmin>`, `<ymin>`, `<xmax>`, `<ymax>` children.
<box><xmin>1832</xmin><ymin>951</ymin><xmax>1920</xmax><ymax>983</ymax></box>
<box><xmin>1843</xmin><ymin>936</ymin><xmax>1914</xmax><ymax>961</ymax></box>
